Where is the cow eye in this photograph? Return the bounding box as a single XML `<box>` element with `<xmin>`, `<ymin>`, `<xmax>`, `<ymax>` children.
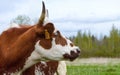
<box><xmin>54</xmin><ymin>32</ymin><xmax>58</xmax><ymax>36</ymax></box>
<box><xmin>54</xmin><ymin>31</ymin><xmax>60</xmax><ymax>37</ymax></box>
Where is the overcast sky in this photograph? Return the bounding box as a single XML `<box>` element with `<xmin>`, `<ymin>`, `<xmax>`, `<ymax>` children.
<box><xmin>0</xmin><ymin>0</ymin><xmax>120</xmax><ymax>37</ymax></box>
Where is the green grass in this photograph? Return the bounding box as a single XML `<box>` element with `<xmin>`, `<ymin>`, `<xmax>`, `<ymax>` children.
<box><xmin>67</xmin><ymin>64</ymin><xmax>120</xmax><ymax>75</ymax></box>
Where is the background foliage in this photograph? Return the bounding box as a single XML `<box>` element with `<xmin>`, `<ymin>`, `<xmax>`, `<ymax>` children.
<box><xmin>73</xmin><ymin>26</ymin><xmax>120</xmax><ymax>58</ymax></box>
<box><xmin>10</xmin><ymin>15</ymin><xmax>31</xmax><ymax>25</ymax></box>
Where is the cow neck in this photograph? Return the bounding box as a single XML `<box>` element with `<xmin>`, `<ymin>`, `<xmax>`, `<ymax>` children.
<box><xmin>4</xmin><ymin>27</ymin><xmax>38</xmax><ymax>69</ymax></box>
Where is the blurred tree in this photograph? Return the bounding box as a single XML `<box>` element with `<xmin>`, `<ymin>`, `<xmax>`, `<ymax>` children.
<box><xmin>10</xmin><ymin>15</ymin><xmax>31</xmax><ymax>25</ymax></box>
<box><xmin>108</xmin><ymin>25</ymin><xmax>120</xmax><ymax>56</ymax></box>
<box><xmin>73</xmin><ymin>25</ymin><xmax>120</xmax><ymax>58</ymax></box>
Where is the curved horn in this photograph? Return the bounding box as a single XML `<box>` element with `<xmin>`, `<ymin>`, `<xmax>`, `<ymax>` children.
<box><xmin>38</xmin><ymin>1</ymin><xmax>46</xmax><ymax>25</ymax></box>
<box><xmin>46</xmin><ymin>9</ymin><xmax>49</xmax><ymax>18</ymax></box>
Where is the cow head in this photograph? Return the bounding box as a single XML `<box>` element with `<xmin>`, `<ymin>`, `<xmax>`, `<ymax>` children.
<box><xmin>34</xmin><ymin>2</ymin><xmax>80</xmax><ymax>61</ymax></box>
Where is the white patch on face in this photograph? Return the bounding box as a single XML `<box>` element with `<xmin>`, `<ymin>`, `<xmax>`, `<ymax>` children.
<box><xmin>35</xmin><ymin>37</ymin><xmax>79</xmax><ymax>61</ymax></box>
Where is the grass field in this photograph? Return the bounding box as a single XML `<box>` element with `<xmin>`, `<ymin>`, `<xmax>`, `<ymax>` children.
<box><xmin>66</xmin><ymin>58</ymin><xmax>120</xmax><ymax>75</ymax></box>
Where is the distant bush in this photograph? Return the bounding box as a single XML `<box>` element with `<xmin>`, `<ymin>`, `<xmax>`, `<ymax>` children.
<box><xmin>73</xmin><ymin>25</ymin><xmax>120</xmax><ymax>58</ymax></box>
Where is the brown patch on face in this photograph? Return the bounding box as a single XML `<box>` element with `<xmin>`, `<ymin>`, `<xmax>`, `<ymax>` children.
<box><xmin>55</xmin><ymin>31</ymin><xmax>67</xmax><ymax>46</ymax></box>
<box><xmin>70</xmin><ymin>43</ymin><xmax>74</xmax><ymax>47</ymax></box>
<box><xmin>39</xmin><ymin>39</ymin><xmax>52</xmax><ymax>49</ymax></box>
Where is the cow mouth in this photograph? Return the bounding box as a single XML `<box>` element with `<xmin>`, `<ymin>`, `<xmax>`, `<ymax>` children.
<box><xmin>63</xmin><ymin>49</ymin><xmax>80</xmax><ymax>61</ymax></box>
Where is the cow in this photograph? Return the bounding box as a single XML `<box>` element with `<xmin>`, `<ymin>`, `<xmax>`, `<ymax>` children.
<box><xmin>8</xmin><ymin>24</ymin><xmax>67</xmax><ymax>75</ymax></box>
<box><xmin>0</xmin><ymin>1</ymin><xmax>80</xmax><ymax>75</ymax></box>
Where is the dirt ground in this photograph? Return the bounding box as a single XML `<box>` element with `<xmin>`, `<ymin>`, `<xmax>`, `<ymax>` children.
<box><xmin>66</xmin><ymin>58</ymin><xmax>120</xmax><ymax>65</ymax></box>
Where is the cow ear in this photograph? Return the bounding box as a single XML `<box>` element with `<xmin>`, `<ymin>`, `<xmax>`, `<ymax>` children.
<box><xmin>37</xmin><ymin>1</ymin><xmax>46</xmax><ymax>28</ymax></box>
<box><xmin>44</xmin><ymin>23</ymin><xmax>55</xmax><ymax>35</ymax></box>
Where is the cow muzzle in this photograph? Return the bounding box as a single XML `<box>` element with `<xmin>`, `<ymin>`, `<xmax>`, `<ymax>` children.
<box><xmin>63</xmin><ymin>49</ymin><xmax>80</xmax><ymax>61</ymax></box>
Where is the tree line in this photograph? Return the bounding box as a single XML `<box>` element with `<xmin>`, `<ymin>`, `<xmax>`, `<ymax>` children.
<box><xmin>73</xmin><ymin>26</ymin><xmax>120</xmax><ymax>58</ymax></box>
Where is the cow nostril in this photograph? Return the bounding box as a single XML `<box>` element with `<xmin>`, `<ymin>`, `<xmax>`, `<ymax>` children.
<box><xmin>70</xmin><ymin>51</ymin><xmax>75</xmax><ymax>55</ymax></box>
<box><xmin>63</xmin><ymin>50</ymin><xmax>80</xmax><ymax>61</ymax></box>
<box><xmin>76</xmin><ymin>49</ymin><xmax>80</xmax><ymax>53</ymax></box>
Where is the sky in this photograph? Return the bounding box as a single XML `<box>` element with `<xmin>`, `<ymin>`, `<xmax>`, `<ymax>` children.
<box><xmin>0</xmin><ymin>0</ymin><xmax>120</xmax><ymax>37</ymax></box>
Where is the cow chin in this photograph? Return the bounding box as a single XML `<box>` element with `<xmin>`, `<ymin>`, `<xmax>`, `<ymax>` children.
<box><xmin>35</xmin><ymin>39</ymin><xmax>80</xmax><ymax>61</ymax></box>
<box><xmin>63</xmin><ymin>49</ymin><xmax>80</xmax><ymax>61</ymax></box>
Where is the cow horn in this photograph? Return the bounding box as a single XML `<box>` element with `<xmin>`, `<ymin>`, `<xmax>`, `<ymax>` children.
<box><xmin>38</xmin><ymin>1</ymin><xmax>46</xmax><ymax>26</ymax></box>
<box><xmin>46</xmin><ymin>9</ymin><xmax>49</xmax><ymax>18</ymax></box>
